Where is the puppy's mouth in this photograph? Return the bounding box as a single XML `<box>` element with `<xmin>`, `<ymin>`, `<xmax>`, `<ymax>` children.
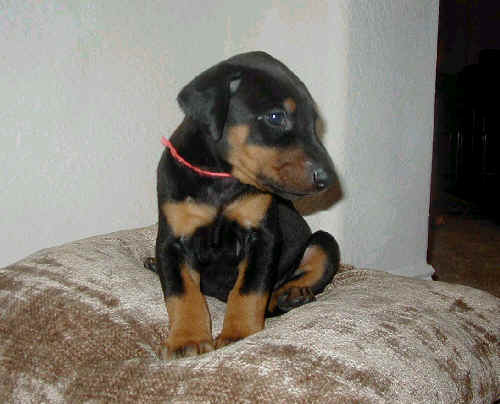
<box><xmin>259</xmin><ymin>177</ymin><xmax>316</xmax><ymax>200</ymax></box>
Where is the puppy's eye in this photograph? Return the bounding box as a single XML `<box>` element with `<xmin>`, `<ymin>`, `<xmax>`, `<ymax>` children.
<box><xmin>266</xmin><ymin>111</ymin><xmax>287</xmax><ymax>127</ymax></box>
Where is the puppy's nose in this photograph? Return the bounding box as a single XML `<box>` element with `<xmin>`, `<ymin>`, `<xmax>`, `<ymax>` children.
<box><xmin>313</xmin><ymin>168</ymin><xmax>332</xmax><ymax>190</ymax></box>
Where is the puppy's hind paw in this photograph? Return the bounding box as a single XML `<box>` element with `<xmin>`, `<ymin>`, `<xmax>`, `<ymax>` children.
<box><xmin>276</xmin><ymin>286</ymin><xmax>316</xmax><ymax>312</ymax></box>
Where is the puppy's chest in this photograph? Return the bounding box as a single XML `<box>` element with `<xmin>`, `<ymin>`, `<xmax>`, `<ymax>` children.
<box><xmin>162</xmin><ymin>193</ymin><xmax>273</xmax><ymax>264</ymax></box>
<box><xmin>163</xmin><ymin>193</ymin><xmax>271</xmax><ymax>235</ymax></box>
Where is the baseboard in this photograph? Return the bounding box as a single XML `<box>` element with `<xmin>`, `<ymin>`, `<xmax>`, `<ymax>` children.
<box><xmin>385</xmin><ymin>261</ymin><xmax>436</xmax><ymax>280</ymax></box>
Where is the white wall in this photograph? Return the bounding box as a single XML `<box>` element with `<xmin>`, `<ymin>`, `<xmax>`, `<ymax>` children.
<box><xmin>1</xmin><ymin>0</ymin><xmax>438</xmax><ymax>279</ymax></box>
<box><xmin>220</xmin><ymin>0</ymin><xmax>438</xmax><ymax>278</ymax></box>
<box><xmin>1</xmin><ymin>0</ymin><xmax>226</xmax><ymax>266</ymax></box>
<box><xmin>342</xmin><ymin>2</ymin><xmax>438</xmax><ymax>278</ymax></box>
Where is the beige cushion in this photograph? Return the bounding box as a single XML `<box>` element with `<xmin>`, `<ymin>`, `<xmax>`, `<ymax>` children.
<box><xmin>1</xmin><ymin>225</ymin><xmax>499</xmax><ymax>403</ymax></box>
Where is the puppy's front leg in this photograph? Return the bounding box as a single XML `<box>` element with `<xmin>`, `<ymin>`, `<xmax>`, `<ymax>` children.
<box><xmin>162</xmin><ymin>261</ymin><xmax>214</xmax><ymax>359</ymax></box>
<box><xmin>156</xmin><ymin>240</ymin><xmax>213</xmax><ymax>359</ymax></box>
<box><xmin>216</xmin><ymin>194</ymin><xmax>276</xmax><ymax>348</ymax></box>
<box><xmin>157</xmin><ymin>200</ymin><xmax>217</xmax><ymax>359</ymax></box>
<box><xmin>215</xmin><ymin>259</ymin><xmax>269</xmax><ymax>348</ymax></box>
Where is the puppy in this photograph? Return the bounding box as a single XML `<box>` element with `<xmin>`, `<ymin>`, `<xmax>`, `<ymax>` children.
<box><xmin>146</xmin><ymin>52</ymin><xmax>339</xmax><ymax>359</ymax></box>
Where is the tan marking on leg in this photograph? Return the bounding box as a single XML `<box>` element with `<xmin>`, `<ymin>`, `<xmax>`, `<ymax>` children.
<box><xmin>163</xmin><ymin>264</ymin><xmax>213</xmax><ymax>359</ymax></box>
<box><xmin>283</xmin><ymin>97</ymin><xmax>296</xmax><ymax>113</ymax></box>
<box><xmin>161</xmin><ymin>200</ymin><xmax>217</xmax><ymax>238</ymax></box>
<box><xmin>268</xmin><ymin>245</ymin><xmax>327</xmax><ymax>312</ymax></box>
<box><xmin>224</xmin><ymin>193</ymin><xmax>272</xmax><ymax>229</ymax></box>
<box><xmin>226</xmin><ymin>124</ymin><xmax>314</xmax><ymax>193</ymax></box>
<box><xmin>215</xmin><ymin>259</ymin><xmax>269</xmax><ymax>348</ymax></box>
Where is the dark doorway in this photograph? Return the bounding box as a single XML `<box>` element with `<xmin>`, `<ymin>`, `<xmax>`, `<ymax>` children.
<box><xmin>428</xmin><ymin>0</ymin><xmax>500</xmax><ymax>297</ymax></box>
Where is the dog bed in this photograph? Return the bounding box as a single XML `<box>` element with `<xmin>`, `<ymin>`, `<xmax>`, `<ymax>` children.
<box><xmin>1</xmin><ymin>225</ymin><xmax>499</xmax><ymax>403</ymax></box>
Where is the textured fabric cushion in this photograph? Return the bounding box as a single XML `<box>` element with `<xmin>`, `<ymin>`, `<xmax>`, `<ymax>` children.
<box><xmin>1</xmin><ymin>225</ymin><xmax>499</xmax><ymax>403</ymax></box>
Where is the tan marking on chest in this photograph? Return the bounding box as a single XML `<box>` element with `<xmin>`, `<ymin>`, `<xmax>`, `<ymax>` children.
<box><xmin>161</xmin><ymin>200</ymin><xmax>217</xmax><ymax>237</ymax></box>
<box><xmin>224</xmin><ymin>193</ymin><xmax>272</xmax><ymax>229</ymax></box>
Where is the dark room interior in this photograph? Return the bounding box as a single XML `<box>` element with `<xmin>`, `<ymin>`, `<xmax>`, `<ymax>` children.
<box><xmin>428</xmin><ymin>0</ymin><xmax>500</xmax><ymax>297</ymax></box>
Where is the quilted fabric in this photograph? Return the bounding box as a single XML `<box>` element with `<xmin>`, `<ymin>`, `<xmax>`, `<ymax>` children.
<box><xmin>1</xmin><ymin>225</ymin><xmax>499</xmax><ymax>403</ymax></box>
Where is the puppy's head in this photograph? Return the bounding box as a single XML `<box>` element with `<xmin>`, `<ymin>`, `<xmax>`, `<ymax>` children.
<box><xmin>178</xmin><ymin>51</ymin><xmax>335</xmax><ymax>199</ymax></box>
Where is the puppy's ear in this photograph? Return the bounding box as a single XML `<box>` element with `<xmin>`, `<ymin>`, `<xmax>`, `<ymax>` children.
<box><xmin>177</xmin><ymin>63</ymin><xmax>241</xmax><ymax>141</ymax></box>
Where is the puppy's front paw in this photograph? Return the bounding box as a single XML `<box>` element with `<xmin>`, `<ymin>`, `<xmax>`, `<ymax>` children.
<box><xmin>161</xmin><ymin>336</ymin><xmax>214</xmax><ymax>360</ymax></box>
<box><xmin>214</xmin><ymin>334</ymin><xmax>243</xmax><ymax>349</ymax></box>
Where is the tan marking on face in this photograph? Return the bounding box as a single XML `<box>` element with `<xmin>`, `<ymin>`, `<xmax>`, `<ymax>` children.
<box><xmin>268</xmin><ymin>245</ymin><xmax>327</xmax><ymax>312</ymax></box>
<box><xmin>226</xmin><ymin>124</ymin><xmax>271</xmax><ymax>189</ymax></box>
<box><xmin>224</xmin><ymin>193</ymin><xmax>272</xmax><ymax>229</ymax></box>
<box><xmin>161</xmin><ymin>200</ymin><xmax>217</xmax><ymax>237</ymax></box>
<box><xmin>215</xmin><ymin>259</ymin><xmax>269</xmax><ymax>348</ymax></box>
<box><xmin>164</xmin><ymin>264</ymin><xmax>213</xmax><ymax>357</ymax></box>
<box><xmin>226</xmin><ymin>124</ymin><xmax>313</xmax><ymax>193</ymax></box>
<box><xmin>283</xmin><ymin>97</ymin><xmax>296</xmax><ymax>113</ymax></box>
<box><xmin>269</xmin><ymin>147</ymin><xmax>314</xmax><ymax>192</ymax></box>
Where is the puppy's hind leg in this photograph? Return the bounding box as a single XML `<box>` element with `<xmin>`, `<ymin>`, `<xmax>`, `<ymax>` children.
<box><xmin>267</xmin><ymin>231</ymin><xmax>339</xmax><ymax>316</ymax></box>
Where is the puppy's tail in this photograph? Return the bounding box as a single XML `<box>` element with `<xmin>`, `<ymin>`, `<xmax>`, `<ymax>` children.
<box><xmin>143</xmin><ymin>257</ymin><xmax>158</xmax><ymax>273</ymax></box>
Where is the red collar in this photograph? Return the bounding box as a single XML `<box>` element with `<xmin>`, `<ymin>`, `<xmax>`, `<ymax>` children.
<box><xmin>161</xmin><ymin>136</ymin><xmax>233</xmax><ymax>179</ymax></box>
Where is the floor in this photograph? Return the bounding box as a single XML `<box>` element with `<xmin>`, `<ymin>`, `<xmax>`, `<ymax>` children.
<box><xmin>428</xmin><ymin>206</ymin><xmax>500</xmax><ymax>298</ymax></box>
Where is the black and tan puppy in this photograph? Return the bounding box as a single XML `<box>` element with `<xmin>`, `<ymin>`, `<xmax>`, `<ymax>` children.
<box><xmin>145</xmin><ymin>51</ymin><xmax>339</xmax><ymax>359</ymax></box>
